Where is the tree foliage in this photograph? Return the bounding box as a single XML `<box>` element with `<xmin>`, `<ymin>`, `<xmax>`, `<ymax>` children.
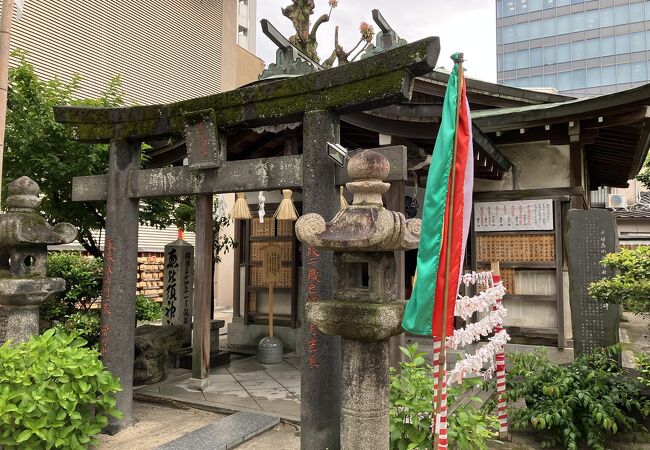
<box><xmin>588</xmin><ymin>246</ymin><xmax>650</xmax><ymax>317</ymax></box>
<box><xmin>5</xmin><ymin>52</ymin><xmax>177</xmax><ymax>256</ymax></box>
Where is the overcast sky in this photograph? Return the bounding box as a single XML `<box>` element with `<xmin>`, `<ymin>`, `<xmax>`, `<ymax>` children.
<box><xmin>255</xmin><ymin>0</ymin><xmax>496</xmax><ymax>82</ymax></box>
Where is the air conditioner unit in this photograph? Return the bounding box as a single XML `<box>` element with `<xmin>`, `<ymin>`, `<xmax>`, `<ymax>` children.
<box><xmin>606</xmin><ymin>194</ymin><xmax>628</xmax><ymax>209</ymax></box>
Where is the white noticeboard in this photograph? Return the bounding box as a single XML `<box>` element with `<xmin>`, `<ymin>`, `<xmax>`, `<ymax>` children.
<box><xmin>474</xmin><ymin>199</ymin><xmax>554</xmax><ymax>232</ymax></box>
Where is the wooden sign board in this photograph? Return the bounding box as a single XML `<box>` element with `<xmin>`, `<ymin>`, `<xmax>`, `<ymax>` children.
<box><xmin>260</xmin><ymin>244</ymin><xmax>283</xmax><ymax>284</ymax></box>
<box><xmin>474</xmin><ymin>199</ymin><xmax>553</xmax><ymax>232</ymax></box>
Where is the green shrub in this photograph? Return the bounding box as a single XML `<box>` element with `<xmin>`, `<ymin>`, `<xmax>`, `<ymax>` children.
<box><xmin>636</xmin><ymin>353</ymin><xmax>650</xmax><ymax>389</ymax></box>
<box><xmin>43</xmin><ymin>252</ymin><xmax>103</xmax><ymax>321</ymax></box>
<box><xmin>389</xmin><ymin>343</ymin><xmax>498</xmax><ymax>450</ymax></box>
<box><xmin>506</xmin><ymin>346</ymin><xmax>650</xmax><ymax>450</ymax></box>
<box><xmin>52</xmin><ymin>312</ymin><xmax>101</xmax><ymax>349</ymax></box>
<box><xmin>136</xmin><ymin>295</ymin><xmax>163</xmax><ymax>322</ymax></box>
<box><xmin>0</xmin><ymin>329</ymin><xmax>122</xmax><ymax>449</ymax></box>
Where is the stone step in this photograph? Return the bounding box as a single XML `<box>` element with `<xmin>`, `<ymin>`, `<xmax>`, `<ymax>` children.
<box><xmin>156</xmin><ymin>411</ymin><xmax>280</xmax><ymax>450</ymax></box>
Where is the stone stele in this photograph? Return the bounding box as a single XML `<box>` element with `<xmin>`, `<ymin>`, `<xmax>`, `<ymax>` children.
<box><xmin>295</xmin><ymin>149</ymin><xmax>420</xmax><ymax>450</ymax></box>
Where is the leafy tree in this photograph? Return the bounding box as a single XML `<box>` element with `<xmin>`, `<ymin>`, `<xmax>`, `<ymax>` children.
<box><xmin>5</xmin><ymin>52</ymin><xmax>176</xmax><ymax>257</ymax></box>
<box><xmin>588</xmin><ymin>246</ymin><xmax>650</xmax><ymax>317</ymax></box>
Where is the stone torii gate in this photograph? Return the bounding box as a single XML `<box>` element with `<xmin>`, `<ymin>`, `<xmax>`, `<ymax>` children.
<box><xmin>54</xmin><ymin>37</ymin><xmax>440</xmax><ymax>447</ymax></box>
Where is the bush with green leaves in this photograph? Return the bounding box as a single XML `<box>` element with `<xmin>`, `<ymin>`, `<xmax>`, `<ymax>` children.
<box><xmin>42</xmin><ymin>252</ymin><xmax>103</xmax><ymax>321</ymax></box>
<box><xmin>0</xmin><ymin>329</ymin><xmax>122</xmax><ymax>449</ymax></box>
<box><xmin>588</xmin><ymin>246</ymin><xmax>650</xmax><ymax>317</ymax></box>
<box><xmin>52</xmin><ymin>312</ymin><xmax>101</xmax><ymax>349</ymax></box>
<box><xmin>505</xmin><ymin>346</ymin><xmax>650</xmax><ymax>450</ymax></box>
<box><xmin>389</xmin><ymin>343</ymin><xmax>498</xmax><ymax>450</ymax></box>
<box><xmin>136</xmin><ymin>295</ymin><xmax>163</xmax><ymax>322</ymax></box>
<box><xmin>636</xmin><ymin>352</ymin><xmax>650</xmax><ymax>389</ymax></box>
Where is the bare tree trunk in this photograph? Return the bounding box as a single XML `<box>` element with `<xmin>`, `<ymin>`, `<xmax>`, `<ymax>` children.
<box><xmin>0</xmin><ymin>0</ymin><xmax>15</xmax><ymax>206</ymax></box>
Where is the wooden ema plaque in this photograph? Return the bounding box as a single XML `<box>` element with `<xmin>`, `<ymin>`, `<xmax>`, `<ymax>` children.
<box><xmin>260</xmin><ymin>244</ymin><xmax>283</xmax><ymax>336</ymax></box>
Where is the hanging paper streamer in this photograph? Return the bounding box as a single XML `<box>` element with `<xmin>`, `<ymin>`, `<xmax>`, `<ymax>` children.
<box><xmin>215</xmin><ymin>194</ymin><xmax>227</xmax><ymax>221</ymax></box>
<box><xmin>454</xmin><ymin>283</ymin><xmax>506</xmax><ymax>320</ymax></box>
<box><xmin>258</xmin><ymin>191</ymin><xmax>266</xmax><ymax>223</ymax></box>
<box><xmin>447</xmin><ymin>329</ymin><xmax>510</xmax><ymax>386</ymax></box>
<box><xmin>231</xmin><ymin>192</ymin><xmax>252</xmax><ymax>220</ymax></box>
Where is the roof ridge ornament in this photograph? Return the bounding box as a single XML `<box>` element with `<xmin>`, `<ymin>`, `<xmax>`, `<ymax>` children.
<box><xmin>360</xmin><ymin>9</ymin><xmax>407</xmax><ymax>60</ymax></box>
<box><xmin>259</xmin><ymin>19</ymin><xmax>323</xmax><ymax>80</ymax></box>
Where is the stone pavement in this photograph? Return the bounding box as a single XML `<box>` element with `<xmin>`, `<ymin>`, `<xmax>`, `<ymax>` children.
<box><xmin>134</xmin><ymin>353</ymin><xmax>301</xmax><ymax>422</ymax></box>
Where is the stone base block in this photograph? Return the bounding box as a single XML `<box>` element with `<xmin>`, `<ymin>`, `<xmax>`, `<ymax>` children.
<box><xmin>227</xmin><ymin>322</ymin><xmax>301</xmax><ymax>352</ymax></box>
<box><xmin>187</xmin><ymin>377</ymin><xmax>210</xmax><ymax>391</ymax></box>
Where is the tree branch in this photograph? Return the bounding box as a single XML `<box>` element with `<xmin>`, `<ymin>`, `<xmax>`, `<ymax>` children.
<box><xmin>310</xmin><ymin>13</ymin><xmax>330</xmax><ymax>39</ymax></box>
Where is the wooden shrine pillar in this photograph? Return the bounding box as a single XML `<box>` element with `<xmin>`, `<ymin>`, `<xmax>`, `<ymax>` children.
<box><xmin>190</xmin><ymin>193</ymin><xmax>213</xmax><ymax>389</ymax></box>
<box><xmin>100</xmin><ymin>138</ymin><xmax>141</xmax><ymax>433</ymax></box>
<box><xmin>301</xmin><ymin>110</ymin><xmax>342</xmax><ymax>449</ymax></box>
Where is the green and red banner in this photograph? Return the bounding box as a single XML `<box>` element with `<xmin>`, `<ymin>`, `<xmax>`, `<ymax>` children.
<box><xmin>402</xmin><ymin>54</ymin><xmax>474</xmax><ymax>337</ymax></box>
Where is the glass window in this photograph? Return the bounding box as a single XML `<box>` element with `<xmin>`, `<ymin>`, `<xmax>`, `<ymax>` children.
<box><xmin>571</xmin><ymin>12</ymin><xmax>585</xmax><ymax>33</ymax></box>
<box><xmin>544</xmin><ymin>0</ymin><xmax>556</xmax><ymax>9</ymax></box>
<box><xmin>543</xmin><ymin>73</ymin><xmax>557</xmax><ymax>88</ymax></box>
<box><xmin>585</xmin><ymin>38</ymin><xmax>600</xmax><ymax>59</ymax></box>
<box><xmin>617</xmin><ymin>63</ymin><xmax>631</xmax><ymax>83</ymax></box>
<box><xmin>503</xmin><ymin>52</ymin><xmax>516</xmax><ymax>70</ymax></box>
<box><xmin>557</xmin><ymin>43</ymin><xmax>571</xmax><ymax>63</ymax></box>
<box><xmin>503</xmin><ymin>79</ymin><xmax>517</xmax><ymax>87</ymax></box>
<box><xmin>496</xmin><ymin>27</ymin><xmax>502</xmax><ymax>45</ymax></box>
<box><xmin>496</xmin><ymin>0</ymin><xmax>502</xmax><ymax>19</ymax></box>
<box><xmin>497</xmin><ymin>53</ymin><xmax>504</xmax><ymax>71</ymax></box>
<box><xmin>503</xmin><ymin>25</ymin><xmax>515</xmax><ymax>44</ymax></box>
<box><xmin>632</xmin><ymin>62</ymin><xmax>647</xmax><ymax>82</ymax></box>
<box><xmin>543</xmin><ymin>45</ymin><xmax>557</xmax><ymax>65</ymax></box>
<box><xmin>517</xmin><ymin>77</ymin><xmax>530</xmax><ymax>88</ymax></box>
<box><xmin>557</xmin><ymin>0</ymin><xmax>570</xmax><ymax>5</ymax></box>
<box><xmin>504</xmin><ymin>0</ymin><xmax>516</xmax><ymax>16</ymax></box>
<box><xmin>557</xmin><ymin>15</ymin><xmax>571</xmax><ymax>34</ymax></box>
<box><xmin>529</xmin><ymin>75</ymin><xmax>543</xmax><ymax>86</ymax></box>
<box><xmin>602</xmin><ymin>65</ymin><xmax>616</xmax><ymax>85</ymax></box>
<box><xmin>516</xmin><ymin>0</ymin><xmax>529</xmax><ymax>14</ymax></box>
<box><xmin>630</xmin><ymin>2</ymin><xmax>645</xmax><ymax>23</ymax></box>
<box><xmin>646</xmin><ymin>31</ymin><xmax>650</xmax><ymax>52</ymax></box>
<box><xmin>600</xmin><ymin>7</ymin><xmax>615</xmax><ymax>28</ymax></box>
<box><xmin>571</xmin><ymin>0</ymin><xmax>583</xmax><ymax>4</ymax></box>
<box><xmin>586</xmin><ymin>67</ymin><xmax>601</xmax><ymax>88</ymax></box>
<box><xmin>558</xmin><ymin>71</ymin><xmax>572</xmax><ymax>91</ymax></box>
<box><xmin>529</xmin><ymin>0</ymin><xmax>543</xmax><ymax>12</ymax></box>
<box><xmin>530</xmin><ymin>48</ymin><xmax>543</xmax><ymax>67</ymax></box>
<box><xmin>615</xmin><ymin>5</ymin><xmax>630</xmax><ymax>26</ymax></box>
<box><xmin>631</xmin><ymin>31</ymin><xmax>646</xmax><ymax>53</ymax></box>
<box><xmin>572</xmin><ymin>41</ymin><xmax>585</xmax><ymax>60</ymax></box>
<box><xmin>529</xmin><ymin>20</ymin><xmax>542</xmax><ymax>39</ymax></box>
<box><xmin>616</xmin><ymin>34</ymin><xmax>630</xmax><ymax>54</ymax></box>
<box><xmin>543</xmin><ymin>18</ymin><xmax>556</xmax><ymax>37</ymax></box>
<box><xmin>572</xmin><ymin>69</ymin><xmax>586</xmax><ymax>89</ymax></box>
<box><xmin>516</xmin><ymin>22</ymin><xmax>528</xmax><ymax>41</ymax></box>
<box><xmin>517</xmin><ymin>49</ymin><xmax>529</xmax><ymax>69</ymax></box>
<box><xmin>601</xmin><ymin>36</ymin><xmax>615</xmax><ymax>56</ymax></box>
<box><xmin>646</xmin><ymin>2</ymin><xmax>650</xmax><ymax>23</ymax></box>
<box><xmin>585</xmin><ymin>10</ymin><xmax>599</xmax><ymax>30</ymax></box>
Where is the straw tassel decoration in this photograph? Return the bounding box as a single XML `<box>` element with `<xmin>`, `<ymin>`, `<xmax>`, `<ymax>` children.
<box><xmin>274</xmin><ymin>189</ymin><xmax>299</xmax><ymax>221</ymax></box>
<box><xmin>339</xmin><ymin>186</ymin><xmax>349</xmax><ymax>211</ymax></box>
<box><xmin>231</xmin><ymin>192</ymin><xmax>252</xmax><ymax>220</ymax></box>
<box><xmin>258</xmin><ymin>191</ymin><xmax>266</xmax><ymax>223</ymax></box>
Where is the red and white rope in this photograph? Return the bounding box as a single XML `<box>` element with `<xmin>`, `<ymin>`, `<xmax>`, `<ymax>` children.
<box><xmin>432</xmin><ymin>337</ymin><xmax>448</xmax><ymax>449</ymax></box>
<box><xmin>492</xmin><ymin>278</ymin><xmax>508</xmax><ymax>435</ymax></box>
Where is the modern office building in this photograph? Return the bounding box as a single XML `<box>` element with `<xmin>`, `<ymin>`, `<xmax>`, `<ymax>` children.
<box><xmin>496</xmin><ymin>0</ymin><xmax>650</xmax><ymax>96</ymax></box>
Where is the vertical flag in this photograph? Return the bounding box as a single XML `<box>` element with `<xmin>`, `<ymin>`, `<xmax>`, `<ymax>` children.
<box><xmin>402</xmin><ymin>53</ymin><xmax>474</xmax><ymax>338</ymax></box>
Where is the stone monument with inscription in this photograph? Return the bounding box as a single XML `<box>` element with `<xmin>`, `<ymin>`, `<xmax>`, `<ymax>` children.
<box><xmin>567</xmin><ymin>209</ymin><xmax>619</xmax><ymax>357</ymax></box>
<box><xmin>296</xmin><ymin>149</ymin><xmax>421</xmax><ymax>450</ymax></box>
<box><xmin>0</xmin><ymin>177</ymin><xmax>77</xmax><ymax>344</ymax></box>
<box><xmin>163</xmin><ymin>233</ymin><xmax>194</xmax><ymax>346</ymax></box>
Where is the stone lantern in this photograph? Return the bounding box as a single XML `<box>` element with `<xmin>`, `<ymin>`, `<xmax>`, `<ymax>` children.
<box><xmin>0</xmin><ymin>177</ymin><xmax>77</xmax><ymax>344</ymax></box>
<box><xmin>296</xmin><ymin>149</ymin><xmax>421</xmax><ymax>450</ymax></box>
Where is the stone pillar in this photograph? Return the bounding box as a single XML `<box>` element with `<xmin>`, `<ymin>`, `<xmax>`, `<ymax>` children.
<box><xmin>341</xmin><ymin>340</ymin><xmax>390</xmax><ymax>450</ymax></box>
<box><xmin>101</xmin><ymin>139</ymin><xmax>141</xmax><ymax>433</ymax></box>
<box><xmin>297</xmin><ymin>149</ymin><xmax>420</xmax><ymax>449</ymax></box>
<box><xmin>301</xmin><ymin>110</ymin><xmax>341</xmax><ymax>449</ymax></box>
<box><xmin>190</xmin><ymin>193</ymin><xmax>213</xmax><ymax>390</ymax></box>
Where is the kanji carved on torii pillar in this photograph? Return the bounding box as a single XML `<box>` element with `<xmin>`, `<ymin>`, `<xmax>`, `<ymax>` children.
<box><xmin>54</xmin><ymin>37</ymin><xmax>440</xmax><ymax>447</ymax></box>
